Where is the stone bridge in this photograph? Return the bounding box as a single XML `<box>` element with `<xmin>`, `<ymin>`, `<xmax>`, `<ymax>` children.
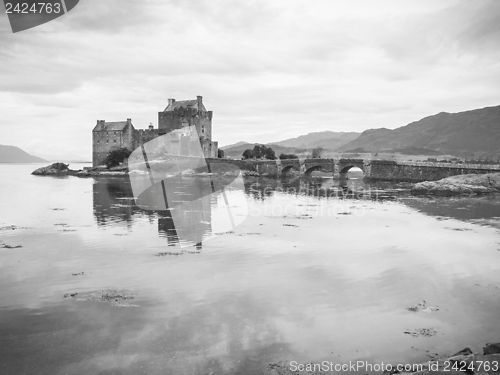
<box><xmin>207</xmin><ymin>158</ymin><xmax>500</xmax><ymax>182</ymax></box>
<box><xmin>275</xmin><ymin>158</ymin><xmax>366</xmax><ymax>177</ymax></box>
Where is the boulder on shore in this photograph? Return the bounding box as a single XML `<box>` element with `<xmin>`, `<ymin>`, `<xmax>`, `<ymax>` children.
<box><xmin>484</xmin><ymin>342</ymin><xmax>500</xmax><ymax>355</ymax></box>
<box><xmin>412</xmin><ymin>173</ymin><xmax>500</xmax><ymax>196</ymax></box>
<box><xmin>32</xmin><ymin>163</ymin><xmax>76</xmax><ymax>176</ymax></box>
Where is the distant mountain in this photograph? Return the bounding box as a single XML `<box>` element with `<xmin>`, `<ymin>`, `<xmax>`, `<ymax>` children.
<box><xmin>338</xmin><ymin>105</ymin><xmax>500</xmax><ymax>159</ymax></box>
<box><xmin>221</xmin><ymin>141</ymin><xmax>249</xmax><ymax>150</ymax></box>
<box><xmin>32</xmin><ymin>152</ymin><xmax>89</xmax><ymax>162</ymax></box>
<box><xmin>0</xmin><ymin>145</ymin><xmax>47</xmax><ymax>163</ymax></box>
<box><xmin>272</xmin><ymin>131</ymin><xmax>360</xmax><ymax>149</ymax></box>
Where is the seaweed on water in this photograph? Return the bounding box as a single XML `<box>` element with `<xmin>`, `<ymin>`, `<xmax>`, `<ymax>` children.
<box><xmin>214</xmin><ymin>231</ymin><xmax>234</xmax><ymax>235</ymax></box>
<box><xmin>0</xmin><ymin>225</ymin><xmax>29</xmax><ymax>231</ymax></box>
<box><xmin>406</xmin><ymin>300</ymin><xmax>439</xmax><ymax>313</ymax></box>
<box><xmin>155</xmin><ymin>252</ymin><xmax>183</xmax><ymax>256</ymax></box>
<box><xmin>404</xmin><ymin>327</ymin><xmax>438</xmax><ymax>337</ymax></box>
<box><xmin>78</xmin><ymin>289</ymin><xmax>138</xmax><ymax>307</ymax></box>
<box><xmin>1</xmin><ymin>244</ymin><xmax>22</xmax><ymax>249</ymax></box>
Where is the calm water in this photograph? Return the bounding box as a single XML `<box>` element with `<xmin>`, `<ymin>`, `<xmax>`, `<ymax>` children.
<box><xmin>1</xmin><ymin>164</ymin><xmax>500</xmax><ymax>375</ymax></box>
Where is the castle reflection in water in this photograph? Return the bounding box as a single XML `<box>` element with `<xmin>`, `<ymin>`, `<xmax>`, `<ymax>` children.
<box><xmin>92</xmin><ymin>177</ymin><xmax>214</xmax><ymax>248</ymax></box>
<box><xmin>91</xmin><ymin>175</ymin><xmax>374</xmax><ymax>248</ymax></box>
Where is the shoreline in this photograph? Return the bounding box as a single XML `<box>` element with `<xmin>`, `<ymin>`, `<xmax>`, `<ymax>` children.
<box><xmin>31</xmin><ymin>163</ymin><xmax>500</xmax><ymax>198</ymax></box>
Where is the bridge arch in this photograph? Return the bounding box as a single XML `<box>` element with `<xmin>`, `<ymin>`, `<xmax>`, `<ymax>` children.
<box><xmin>339</xmin><ymin>165</ymin><xmax>364</xmax><ymax>174</ymax></box>
<box><xmin>304</xmin><ymin>165</ymin><xmax>330</xmax><ymax>177</ymax></box>
<box><xmin>280</xmin><ymin>165</ymin><xmax>300</xmax><ymax>176</ymax></box>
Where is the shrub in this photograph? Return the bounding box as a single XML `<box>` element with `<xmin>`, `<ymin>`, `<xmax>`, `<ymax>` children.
<box><xmin>242</xmin><ymin>149</ymin><xmax>254</xmax><ymax>160</ymax></box>
<box><xmin>279</xmin><ymin>153</ymin><xmax>298</xmax><ymax>160</ymax></box>
<box><xmin>241</xmin><ymin>145</ymin><xmax>276</xmax><ymax>160</ymax></box>
<box><xmin>263</xmin><ymin>146</ymin><xmax>277</xmax><ymax>160</ymax></box>
<box><xmin>103</xmin><ymin>147</ymin><xmax>131</xmax><ymax>169</ymax></box>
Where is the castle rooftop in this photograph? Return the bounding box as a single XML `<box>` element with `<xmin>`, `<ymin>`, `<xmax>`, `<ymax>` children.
<box><xmin>163</xmin><ymin>96</ymin><xmax>206</xmax><ymax>112</ymax></box>
<box><xmin>92</xmin><ymin>120</ymin><xmax>132</xmax><ymax>132</ymax></box>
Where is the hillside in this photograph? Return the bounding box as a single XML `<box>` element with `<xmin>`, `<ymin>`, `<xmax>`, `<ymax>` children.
<box><xmin>220</xmin><ymin>141</ymin><xmax>249</xmax><ymax>150</ymax></box>
<box><xmin>221</xmin><ymin>131</ymin><xmax>360</xmax><ymax>159</ymax></box>
<box><xmin>338</xmin><ymin>105</ymin><xmax>500</xmax><ymax>159</ymax></box>
<box><xmin>272</xmin><ymin>131</ymin><xmax>360</xmax><ymax>149</ymax></box>
<box><xmin>0</xmin><ymin>145</ymin><xmax>47</xmax><ymax>163</ymax></box>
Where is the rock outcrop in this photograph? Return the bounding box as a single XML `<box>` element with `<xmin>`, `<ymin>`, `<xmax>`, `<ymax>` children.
<box><xmin>32</xmin><ymin>163</ymin><xmax>128</xmax><ymax>177</ymax></box>
<box><xmin>412</xmin><ymin>173</ymin><xmax>500</xmax><ymax>196</ymax></box>
<box><xmin>31</xmin><ymin>163</ymin><xmax>76</xmax><ymax>176</ymax></box>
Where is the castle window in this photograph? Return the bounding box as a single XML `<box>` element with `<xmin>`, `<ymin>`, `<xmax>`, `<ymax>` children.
<box><xmin>106</xmin><ymin>139</ymin><xmax>109</xmax><ymax>144</ymax></box>
<box><xmin>114</xmin><ymin>139</ymin><xmax>117</xmax><ymax>143</ymax></box>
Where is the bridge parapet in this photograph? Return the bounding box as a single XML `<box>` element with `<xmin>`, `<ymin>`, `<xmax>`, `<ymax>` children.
<box><xmin>394</xmin><ymin>161</ymin><xmax>500</xmax><ymax>170</ymax></box>
<box><xmin>367</xmin><ymin>160</ymin><xmax>500</xmax><ymax>182</ymax></box>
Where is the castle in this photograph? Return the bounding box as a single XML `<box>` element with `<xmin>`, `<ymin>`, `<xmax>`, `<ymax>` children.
<box><xmin>92</xmin><ymin>96</ymin><xmax>218</xmax><ymax>167</ymax></box>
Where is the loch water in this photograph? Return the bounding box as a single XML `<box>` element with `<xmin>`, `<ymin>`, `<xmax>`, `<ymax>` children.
<box><xmin>1</xmin><ymin>163</ymin><xmax>500</xmax><ymax>375</ymax></box>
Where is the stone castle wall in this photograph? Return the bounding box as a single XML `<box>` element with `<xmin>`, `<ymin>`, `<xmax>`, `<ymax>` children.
<box><xmin>134</xmin><ymin>129</ymin><xmax>161</xmax><ymax>147</ymax></box>
<box><xmin>93</xmin><ymin>98</ymin><xmax>218</xmax><ymax>167</ymax></box>
<box><xmin>158</xmin><ymin>108</ymin><xmax>213</xmax><ymax>140</ymax></box>
<box><xmin>158</xmin><ymin>106</ymin><xmax>216</xmax><ymax>158</ymax></box>
<box><xmin>92</xmin><ymin>121</ymin><xmax>134</xmax><ymax>167</ymax></box>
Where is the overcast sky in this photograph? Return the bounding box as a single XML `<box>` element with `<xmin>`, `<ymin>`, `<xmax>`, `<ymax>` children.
<box><xmin>1</xmin><ymin>0</ymin><xmax>499</xmax><ymax>158</ymax></box>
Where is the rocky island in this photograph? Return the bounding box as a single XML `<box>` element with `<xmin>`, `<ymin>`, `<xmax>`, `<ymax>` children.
<box><xmin>32</xmin><ymin>163</ymin><xmax>128</xmax><ymax>177</ymax></box>
<box><xmin>411</xmin><ymin>173</ymin><xmax>500</xmax><ymax>196</ymax></box>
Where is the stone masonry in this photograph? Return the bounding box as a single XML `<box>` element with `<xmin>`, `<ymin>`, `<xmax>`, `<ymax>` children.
<box><xmin>92</xmin><ymin>96</ymin><xmax>218</xmax><ymax>167</ymax></box>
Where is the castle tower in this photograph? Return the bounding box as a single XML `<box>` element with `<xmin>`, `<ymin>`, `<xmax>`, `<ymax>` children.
<box><xmin>158</xmin><ymin>96</ymin><xmax>217</xmax><ymax>158</ymax></box>
<box><xmin>92</xmin><ymin>119</ymin><xmax>135</xmax><ymax>167</ymax></box>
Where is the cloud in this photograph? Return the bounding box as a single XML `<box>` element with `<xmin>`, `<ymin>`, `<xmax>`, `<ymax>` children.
<box><xmin>0</xmin><ymin>0</ymin><xmax>499</xmax><ymax>155</ymax></box>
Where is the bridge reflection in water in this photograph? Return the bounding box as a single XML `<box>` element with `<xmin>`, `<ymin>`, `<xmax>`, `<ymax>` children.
<box><xmin>92</xmin><ymin>172</ymin><xmax>500</xmax><ymax>252</ymax></box>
